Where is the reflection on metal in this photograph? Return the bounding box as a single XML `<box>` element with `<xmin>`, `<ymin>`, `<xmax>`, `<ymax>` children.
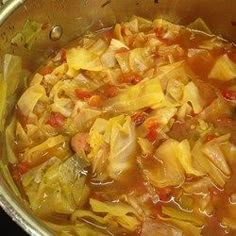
<box><xmin>0</xmin><ymin>0</ymin><xmax>25</xmax><ymax>26</ymax></box>
<box><xmin>49</xmin><ymin>25</ymin><xmax>63</xmax><ymax>41</ymax></box>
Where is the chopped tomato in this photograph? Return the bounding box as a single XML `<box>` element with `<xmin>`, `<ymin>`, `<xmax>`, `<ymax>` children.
<box><xmin>75</xmin><ymin>89</ymin><xmax>92</xmax><ymax>100</ymax></box>
<box><xmin>146</xmin><ymin>122</ymin><xmax>158</xmax><ymax>142</ymax></box>
<box><xmin>88</xmin><ymin>95</ymin><xmax>103</xmax><ymax>107</ymax></box>
<box><xmin>145</xmin><ymin>120</ymin><xmax>159</xmax><ymax>142</ymax></box>
<box><xmin>158</xmin><ymin>187</ymin><xmax>172</xmax><ymax>202</ymax></box>
<box><xmin>17</xmin><ymin>162</ymin><xmax>30</xmax><ymax>175</ymax></box>
<box><xmin>154</xmin><ymin>27</ymin><xmax>166</xmax><ymax>39</ymax></box>
<box><xmin>221</xmin><ymin>89</ymin><xmax>236</xmax><ymax>101</ymax></box>
<box><xmin>204</xmin><ymin>133</ymin><xmax>218</xmax><ymax>143</ymax></box>
<box><xmin>60</xmin><ymin>49</ymin><xmax>67</xmax><ymax>62</ymax></box>
<box><xmin>41</xmin><ymin>22</ymin><xmax>49</xmax><ymax>30</ymax></box>
<box><xmin>47</xmin><ymin>112</ymin><xmax>65</xmax><ymax>128</ymax></box>
<box><xmin>40</xmin><ymin>66</ymin><xmax>54</xmax><ymax>76</ymax></box>
<box><xmin>132</xmin><ymin>111</ymin><xmax>148</xmax><ymax>126</ymax></box>
<box><xmin>103</xmin><ymin>29</ymin><xmax>114</xmax><ymax>42</ymax></box>
<box><xmin>116</xmin><ymin>47</ymin><xmax>129</xmax><ymax>54</ymax></box>
<box><xmin>71</xmin><ymin>133</ymin><xmax>90</xmax><ymax>154</ymax></box>
<box><xmin>104</xmin><ymin>85</ymin><xmax>118</xmax><ymax>98</ymax></box>
<box><xmin>119</xmin><ymin>72</ymin><xmax>143</xmax><ymax>85</ymax></box>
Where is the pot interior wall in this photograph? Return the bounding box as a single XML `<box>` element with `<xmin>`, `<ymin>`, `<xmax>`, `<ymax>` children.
<box><xmin>0</xmin><ymin>0</ymin><xmax>236</xmax><ymax>235</ymax></box>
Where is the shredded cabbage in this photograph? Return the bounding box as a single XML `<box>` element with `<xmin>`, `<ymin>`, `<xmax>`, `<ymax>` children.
<box><xmin>90</xmin><ymin>198</ymin><xmax>141</xmax><ymax>231</ymax></box>
<box><xmin>105</xmin><ymin>76</ymin><xmax>165</xmax><ymax>113</ymax></box>
<box><xmin>88</xmin><ymin>115</ymin><xmax>136</xmax><ymax>180</ymax></box>
<box><xmin>17</xmin><ymin>84</ymin><xmax>46</xmax><ymax>117</ymax></box>
<box><xmin>66</xmin><ymin>47</ymin><xmax>103</xmax><ymax>72</ymax></box>
<box><xmin>209</xmin><ymin>54</ymin><xmax>236</xmax><ymax>81</ymax></box>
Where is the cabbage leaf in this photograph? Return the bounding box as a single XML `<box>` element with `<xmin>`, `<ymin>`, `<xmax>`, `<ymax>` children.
<box><xmin>17</xmin><ymin>84</ymin><xmax>46</xmax><ymax>117</ymax></box>
<box><xmin>209</xmin><ymin>54</ymin><xmax>236</xmax><ymax>81</ymax></box>
<box><xmin>22</xmin><ymin>156</ymin><xmax>90</xmax><ymax>216</ymax></box>
<box><xmin>66</xmin><ymin>47</ymin><xmax>103</xmax><ymax>72</ymax></box>
<box><xmin>90</xmin><ymin>198</ymin><xmax>141</xmax><ymax>231</ymax></box>
<box><xmin>88</xmin><ymin>115</ymin><xmax>136</xmax><ymax>180</ymax></box>
<box><xmin>104</xmin><ymin>76</ymin><xmax>165</xmax><ymax>113</ymax></box>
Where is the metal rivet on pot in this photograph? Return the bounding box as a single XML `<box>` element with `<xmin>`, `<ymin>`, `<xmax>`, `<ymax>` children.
<box><xmin>49</xmin><ymin>25</ymin><xmax>63</xmax><ymax>41</ymax></box>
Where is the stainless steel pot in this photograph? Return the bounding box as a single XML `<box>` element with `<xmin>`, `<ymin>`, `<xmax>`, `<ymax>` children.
<box><xmin>0</xmin><ymin>0</ymin><xmax>236</xmax><ymax>235</ymax></box>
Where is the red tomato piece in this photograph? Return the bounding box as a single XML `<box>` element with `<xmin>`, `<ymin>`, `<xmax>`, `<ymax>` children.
<box><xmin>40</xmin><ymin>66</ymin><xmax>54</xmax><ymax>76</ymax></box>
<box><xmin>119</xmin><ymin>72</ymin><xmax>143</xmax><ymax>85</ymax></box>
<box><xmin>17</xmin><ymin>162</ymin><xmax>30</xmax><ymax>175</ymax></box>
<box><xmin>75</xmin><ymin>89</ymin><xmax>92</xmax><ymax>100</ymax></box>
<box><xmin>104</xmin><ymin>85</ymin><xmax>118</xmax><ymax>98</ymax></box>
<box><xmin>221</xmin><ymin>89</ymin><xmax>236</xmax><ymax>101</ymax></box>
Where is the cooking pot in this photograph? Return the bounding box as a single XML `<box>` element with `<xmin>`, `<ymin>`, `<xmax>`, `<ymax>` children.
<box><xmin>0</xmin><ymin>0</ymin><xmax>236</xmax><ymax>235</ymax></box>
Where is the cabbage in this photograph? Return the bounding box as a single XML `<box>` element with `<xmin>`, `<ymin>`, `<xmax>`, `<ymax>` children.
<box><xmin>74</xmin><ymin>223</ymin><xmax>107</xmax><ymax>236</ymax></box>
<box><xmin>202</xmin><ymin>134</ymin><xmax>231</xmax><ymax>176</ymax></box>
<box><xmin>209</xmin><ymin>54</ymin><xmax>236</xmax><ymax>81</ymax></box>
<box><xmin>22</xmin><ymin>156</ymin><xmax>90</xmax><ymax>216</ymax></box>
<box><xmin>30</xmin><ymin>73</ymin><xmax>43</xmax><ymax>86</ymax></box>
<box><xmin>187</xmin><ymin>18</ymin><xmax>212</xmax><ymax>34</ymax></box>
<box><xmin>166</xmin><ymin>78</ymin><xmax>185</xmax><ymax>102</ymax></box>
<box><xmin>11</xmin><ymin>20</ymin><xmax>42</xmax><ymax>49</ymax></box>
<box><xmin>141</xmin><ymin>218</ymin><xmax>183</xmax><ymax>236</ymax></box>
<box><xmin>129</xmin><ymin>48</ymin><xmax>153</xmax><ymax>73</ymax></box>
<box><xmin>159</xmin><ymin>215</ymin><xmax>202</xmax><ymax>236</ymax></box>
<box><xmin>17</xmin><ymin>84</ymin><xmax>46</xmax><ymax>117</ymax></box>
<box><xmin>161</xmin><ymin>206</ymin><xmax>204</xmax><ymax>226</ymax></box>
<box><xmin>3</xmin><ymin>54</ymin><xmax>22</xmax><ymax>97</ymax></box>
<box><xmin>0</xmin><ymin>75</ymin><xmax>7</xmax><ymax>131</ymax></box>
<box><xmin>153</xmin><ymin>19</ymin><xmax>181</xmax><ymax>40</ymax></box>
<box><xmin>104</xmin><ymin>76</ymin><xmax>165</xmax><ymax>113</ymax></box>
<box><xmin>88</xmin><ymin>38</ymin><xmax>108</xmax><ymax>56</ymax></box>
<box><xmin>90</xmin><ymin>198</ymin><xmax>141</xmax><ymax>231</ymax></box>
<box><xmin>183</xmin><ymin>81</ymin><xmax>204</xmax><ymax>114</ymax></box>
<box><xmin>65</xmin><ymin>107</ymin><xmax>102</xmax><ymax>135</ymax></box>
<box><xmin>143</xmin><ymin>139</ymin><xmax>202</xmax><ymax>188</ymax></box>
<box><xmin>88</xmin><ymin>115</ymin><xmax>136</xmax><ymax>180</ymax></box>
<box><xmin>115</xmin><ymin>51</ymin><xmax>130</xmax><ymax>73</ymax></box>
<box><xmin>66</xmin><ymin>47</ymin><xmax>103</xmax><ymax>72</ymax></box>
<box><xmin>101</xmin><ymin>39</ymin><xmax>129</xmax><ymax>68</ymax></box>
<box><xmin>5</xmin><ymin>118</ymin><xmax>18</xmax><ymax>164</ymax></box>
<box><xmin>23</xmin><ymin>135</ymin><xmax>66</xmax><ymax>166</ymax></box>
<box><xmin>157</xmin><ymin>61</ymin><xmax>192</xmax><ymax>90</ymax></box>
<box><xmin>131</xmin><ymin>16</ymin><xmax>153</xmax><ymax>31</ymax></box>
<box><xmin>138</xmin><ymin>138</ymin><xmax>154</xmax><ymax>155</ymax></box>
<box><xmin>192</xmin><ymin>138</ymin><xmax>227</xmax><ymax>188</ymax></box>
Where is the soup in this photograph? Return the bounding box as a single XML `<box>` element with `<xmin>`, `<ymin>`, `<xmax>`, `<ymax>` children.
<box><xmin>7</xmin><ymin>17</ymin><xmax>236</xmax><ymax>235</ymax></box>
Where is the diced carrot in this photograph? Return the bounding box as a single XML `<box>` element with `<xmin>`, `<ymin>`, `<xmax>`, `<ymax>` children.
<box><xmin>221</xmin><ymin>89</ymin><xmax>236</xmax><ymax>101</ymax></box>
<box><xmin>88</xmin><ymin>95</ymin><xmax>103</xmax><ymax>107</ymax></box>
<box><xmin>119</xmin><ymin>72</ymin><xmax>143</xmax><ymax>85</ymax></box>
<box><xmin>47</xmin><ymin>112</ymin><xmax>65</xmax><ymax>128</ymax></box>
<box><xmin>75</xmin><ymin>89</ymin><xmax>92</xmax><ymax>100</ymax></box>
<box><xmin>40</xmin><ymin>66</ymin><xmax>54</xmax><ymax>76</ymax></box>
<box><xmin>71</xmin><ymin>133</ymin><xmax>90</xmax><ymax>154</ymax></box>
<box><xmin>132</xmin><ymin>111</ymin><xmax>148</xmax><ymax>126</ymax></box>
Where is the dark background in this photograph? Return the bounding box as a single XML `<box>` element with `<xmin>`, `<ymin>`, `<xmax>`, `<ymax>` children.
<box><xmin>0</xmin><ymin>208</ymin><xmax>27</xmax><ymax>235</ymax></box>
